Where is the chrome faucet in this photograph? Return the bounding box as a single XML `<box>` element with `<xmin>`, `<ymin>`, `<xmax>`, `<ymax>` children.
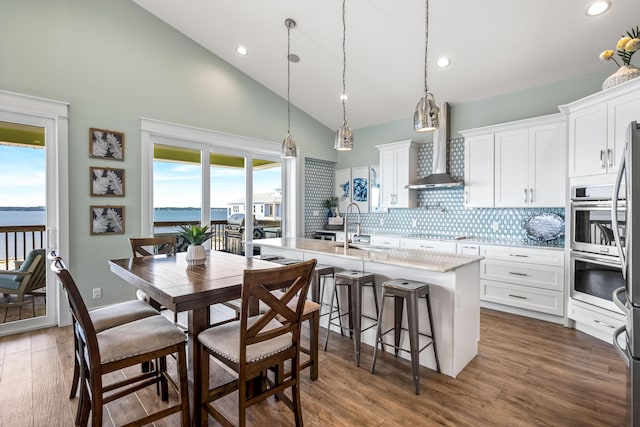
<box><xmin>344</xmin><ymin>202</ymin><xmax>362</xmax><ymax>250</ymax></box>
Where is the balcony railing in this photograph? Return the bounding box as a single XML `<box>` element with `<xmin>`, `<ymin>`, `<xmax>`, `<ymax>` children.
<box><xmin>0</xmin><ymin>225</ymin><xmax>46</xmax><ymax>270</ymax></box>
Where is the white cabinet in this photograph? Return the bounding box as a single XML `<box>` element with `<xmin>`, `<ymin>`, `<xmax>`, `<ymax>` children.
<box><xmin>375</xmin><ymin>140</ymin><xmax>420</xmax><ymax>208</ymax></box>
<box><xmin>400</xmin><ymin>238</ymin><xmax>456</xmax><ymax>253</ymax></box>
<box><xmin>462</xmin><ymin>114</ymin><xmax>565</xmax><ymax>208</ymax></box>
<box><xmin>480</xmin><ymin>245</ymin><xmax>565</xmax><ymax>319</ymax></box>
<box><xmin>463</xmin><ymin>134</ymin><xmax>494</xmax><ymax>207</ymax></box>
<box><xmin>560</xmin><ymin>78</ymin><xmax>640</xmax><ymax>178</ymax></box>
<box><xmin>370</xmin><ymin>235</ymin><xmax>400</xmax><ymax>248</ymax></box>
<box><xmin>494</xmin><ymin>121</ymin><xmax>566</xmax><ymax>207</ymax></box>
<box><xmin>456</xmin><ymin>243</ymin><xmax>480</xmax><ymax>255</ymax></box>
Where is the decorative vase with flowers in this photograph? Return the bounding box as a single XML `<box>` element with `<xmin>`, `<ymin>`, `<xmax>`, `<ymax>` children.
<box><xmin>599</xmin><ymin>26</ymin><xmax>640</xmax><ymax>89</ymax></box>
<box><xmin>178</xmin><ymin>224</ymin><xmax>215</xmax><ymax>265</ymax></box>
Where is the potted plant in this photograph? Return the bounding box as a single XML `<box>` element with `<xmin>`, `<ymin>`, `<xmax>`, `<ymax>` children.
<box><xmin>322</xmin><ymin>197</ymin><xmax>339</xmax><ymax>218</ymax></box>
<box><xmin>178</xmin><ymin>224</ymin><xmax>215</xmax><ymax>265</ymax></box>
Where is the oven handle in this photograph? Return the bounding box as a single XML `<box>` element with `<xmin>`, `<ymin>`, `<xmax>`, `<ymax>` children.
<box><xmin>612</xmin><ymin>325</ymin><xmax>630</xmax><ymax>368</ymax></box>
<box><xmin>613</xmin><ymin>286</ymin><xmax>629</xmax><ymax>316</ymax></box>
<box><xmin>612</xmin><ymin>144</ymin><xmax>627</xmax><ymax>279</ymax></box>
<box><xmin>571</xmin><ymin>251</ymin><xmax>622</xmax><ymax>268</ymax></box>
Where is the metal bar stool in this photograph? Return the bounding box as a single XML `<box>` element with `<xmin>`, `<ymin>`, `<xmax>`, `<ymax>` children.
<box><xmin>313</xmin><ymin>264</ymin><xmax>335</xmax><ymax>305</ymax></box>
<box><xmin>323</xmin><ymin>270</ymin><xmax>379</xmax><ymax>367</ymax></box>
<box><xmin>370</xmin><ymin>278</ymin><xmax>440</xmax><ymax>394</ymax></box>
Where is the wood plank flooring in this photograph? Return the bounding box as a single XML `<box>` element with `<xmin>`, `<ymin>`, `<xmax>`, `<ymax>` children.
<box><xmin>0</xmin><ymin>308</ymin><xmax>629</xmax><ymax>426</ymax></box>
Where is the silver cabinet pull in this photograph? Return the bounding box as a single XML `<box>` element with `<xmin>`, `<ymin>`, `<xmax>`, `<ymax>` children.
<box><xmin>529</xmin><ymin>188</ymin><xmax>533</xmax><ymax>203</ymax></box>
<box><xmin>508</xmin><ymin>294</ymin><xmax>527</xmax><ymax>300</ymax></box>
<box><xmin>508</xmin><ymin>271</ymin><xmax>529</xmax><ymax>276</ymax></box>
<box><xmin>464</xmin><ymin>190</ymin><xmax>469</xmax><ymax>204</ymax></box>
<box><xmin>524</xmin><ymin>188</ymin><xmax>528</xmax><ymax>203</ymax></box>
<box><xmin>594</xmin><ymin>319</ymin><xmax>615</xmax><ymax>329</ymax></box>
<box><xmin>600</xmin><ymin>149</ymin><xmax>605</xmax><ymax>169</ymax></box>
<box><xmin>607</xmin><ymin>148</ymin><xmax>613</xmax><ymax>167</ymax></box>
<box><xmin>508</xmin><ymin>254</ymin><xmax>528</xmax><ymax>258</ymax></box>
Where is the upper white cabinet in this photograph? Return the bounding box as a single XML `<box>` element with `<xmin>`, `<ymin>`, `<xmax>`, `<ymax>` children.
<box><xmin>463</xmin><ymin>134</ymin><xmax>494</xmax><ymax>208</ymax></box>
<box><xmin>560</xmin><ymin>78</ymin><xmax>640</xmax><ymax>178</ymax></box>
<box><xmin>460</xmin><ymin>114</ymin><xmax>565</xmax><ymax>208</ymax></box>
<box><xmin>375</xmin><ymin>140</ymin><xmax>420</xmax><ymax>208</ymax></box>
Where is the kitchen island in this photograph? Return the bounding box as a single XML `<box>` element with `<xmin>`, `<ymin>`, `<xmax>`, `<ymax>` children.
<box><xmin>253</xmin><ymin>238</ymin><xmax>482</xmax><ymax>378</ymax></box>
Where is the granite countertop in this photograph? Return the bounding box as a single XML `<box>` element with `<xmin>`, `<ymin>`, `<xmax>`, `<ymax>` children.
<box><xmin>254</xmin><ymin>238</ymin><xmax>482</xmax><ymax>273</ymax></box>
<box><xmin>314</xmin><ymin>230</ymin><xmax>565</xmax><ymax>250</ymax></box>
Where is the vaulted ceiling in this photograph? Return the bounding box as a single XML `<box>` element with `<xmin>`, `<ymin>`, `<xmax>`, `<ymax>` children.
<box><xmin>131</xmin><ymin>0</ymin><xmax>640</xmax><ymax>130</ymax></box>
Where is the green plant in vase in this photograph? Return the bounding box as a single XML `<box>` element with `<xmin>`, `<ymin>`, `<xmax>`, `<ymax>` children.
<box><xmin>178</xmin><ymin>224</ymin><xmax>215</xmax><ymax>265</ymax></box>
<box><xmin>322</xmin><ymin>197</ymin><xmax>339</xmax><ymax>218</ymax></box>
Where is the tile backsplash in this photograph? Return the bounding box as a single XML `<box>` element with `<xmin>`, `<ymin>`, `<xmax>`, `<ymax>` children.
<box><xmin>304</xmin><ymin>138</ymin><xmax>565</xmax><ymax>244</ymax></box>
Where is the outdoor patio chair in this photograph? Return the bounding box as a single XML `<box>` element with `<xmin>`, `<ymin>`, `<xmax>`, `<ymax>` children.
<box><xmin>0</xmin><ymin>248</ymin><xmax>46</xmax><ymax>311</ymax></box>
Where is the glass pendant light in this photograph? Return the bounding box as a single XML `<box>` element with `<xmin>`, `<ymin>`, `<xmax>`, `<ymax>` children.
<box><xmin>413</xmin><ymin>0</ymin><xmax>439</xmax><ymax>132</ymax></box>
<box><xmin>282</xmin><ymin>18</ymin><xmax>297</xmax><ymax>158</ymax></box>
<box><xmin>335</xmin><ymin>0</ymin><xmax>353</xmax><ymax>151</ymax></box>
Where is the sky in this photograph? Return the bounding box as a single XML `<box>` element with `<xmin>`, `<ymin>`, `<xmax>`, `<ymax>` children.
<box><xmin>153</xmin><ymin>160</ymin><xmax>281</xmax><ymax>208</ymax></box>
<box><xmin>0</xmin><ymin>144</ymin><xmax>281</xmax><ymax>208</ymax></box>
<box><xmin>0</xmin><ymin>144</ymin><xmax>46</xmax><ymax>207</ymax></box>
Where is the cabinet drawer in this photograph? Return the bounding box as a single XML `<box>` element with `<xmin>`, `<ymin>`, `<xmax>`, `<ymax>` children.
<box><xmin>481</xmin><ymin>245</ymin><xmax>564</xmax><ymax>266</ymax></box>
<box><xmin>400</xmin><ymin>238</ymin><xmax>456</xmax><ymax>253</ymax></box>
<box><xmin>480</xmin><ymin>259</ymin><xmax>563</xmax><ymax>291</ymax></box>
<box><xmin>568</xmin><ymin>300</ymin><xmax>624</xmax><ymax>344</ymax></box>
<box><xmin>370</xmin><ymin>235</ymin><xmax>400</xmax><ymax>248</ymax></box>
<box><xmin>481</xmin><ymin>280</ymin><xmax>564</xmax><ymax>316</ymax></box>
<box><xmin>456</xmin><ymin>243</ymin><xmax>480</xmax><ymax>255</ymax></box>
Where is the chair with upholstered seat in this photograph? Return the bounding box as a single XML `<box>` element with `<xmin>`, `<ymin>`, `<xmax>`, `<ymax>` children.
<box><xmin>49</xmin><ymin>252</ymin><xmax>190</xmax><ymax>427</ymax></box>
<box><xmin>0</xmin><ymin>248</ymin><xmax>46</xmax><ymax>312</ymax></box>
<box><xmin>197</xmin><ymin>258</ymin><xmax>316</xmax><ymax>427</ymax></box>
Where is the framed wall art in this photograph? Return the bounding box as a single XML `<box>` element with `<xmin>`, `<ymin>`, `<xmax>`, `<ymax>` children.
<box><xmin>90</xmin><ymin>205</ymin><xmax>125</xmax><ymax>235</ymax></box>
<box><xmin>90</xmin><ymin>167</ymin><xmax>125</xmax><ymax>197</ymax></box>
<box><xmin>90</xmin><ymin>127</ymin><xmax>124</xmax><ymax>160</ymax></box>
<box><xmin>351</xmin><ymin>166</ymin><xmax>369</xmax><ymax>214</ymax></box>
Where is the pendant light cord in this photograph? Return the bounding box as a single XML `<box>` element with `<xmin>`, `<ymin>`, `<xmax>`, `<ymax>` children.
<box><xmin>341</xmin><ymin>0</ymin><xmax>347</xmax><ymax>124</ymax></box>
<box><xmin>287</xmin><ymin>23</ymin><xmax>292</xmax><ymax>134</ymax></box>
<box><xmin>424</xmin><ymin>0</ymin><xmax>429</xmax><ymax>94</ymax></box>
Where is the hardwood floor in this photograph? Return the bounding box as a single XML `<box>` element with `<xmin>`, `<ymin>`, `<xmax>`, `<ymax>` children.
<box><xmin>0</xmin><ymin>308</ymin><xmax>629</xmax><ymax>426</ymax></box>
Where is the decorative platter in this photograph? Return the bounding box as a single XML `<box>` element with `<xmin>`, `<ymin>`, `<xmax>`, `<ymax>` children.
<box><xmin>524</xmin><ymin>213</ymin><xmax>565</xmax><ymax>242</ymax></box>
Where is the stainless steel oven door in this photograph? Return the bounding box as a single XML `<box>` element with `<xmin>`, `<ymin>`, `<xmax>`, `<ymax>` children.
<box><xmin>570</xmin><ymin>251</ymin><xmax>625</xmax><ymax>314</ymax></box>
<box><xmin>571</xmin><ymin>201</ymin><xmax>626</xmax><ymax>256</ymax></box>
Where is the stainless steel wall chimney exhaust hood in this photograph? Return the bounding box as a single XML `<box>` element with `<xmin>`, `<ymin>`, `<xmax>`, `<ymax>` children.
<box><xmin>406</xmin><ymin>102</ymin><xmax>463</xmax><ymax>189</ymax></box>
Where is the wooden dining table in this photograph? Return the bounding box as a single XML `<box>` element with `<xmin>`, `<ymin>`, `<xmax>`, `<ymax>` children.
<box><xmin>108</xmin><ymin>250</ymin><xmax>279</xmax><ymax>425</ymax></box>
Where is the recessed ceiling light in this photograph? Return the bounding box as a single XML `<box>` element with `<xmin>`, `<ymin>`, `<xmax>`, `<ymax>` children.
<box><xmin>236</xmin><ymin>46</ymin><xmax>248</xmax><ymax>55</ymax></box>
<box><xmin>586</xmin><ymin>1</ymin><xmax>611</xmax><ymax>16</ymax></box>
<box><xmin>340</xmin><ymin>94</ymin><xmax>348</xmax><ymax>101</ymax></box>
<box><xmin>436</xmin><ymin>57</ymin><xmax>451</xmax><ymax>68</ymax></box>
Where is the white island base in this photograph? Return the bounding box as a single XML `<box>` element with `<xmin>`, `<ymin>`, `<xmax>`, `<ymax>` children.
<box><xmin>255</xmin><ymin>238</ymin><xmax>481</xmax><ymax>378</ymax></box>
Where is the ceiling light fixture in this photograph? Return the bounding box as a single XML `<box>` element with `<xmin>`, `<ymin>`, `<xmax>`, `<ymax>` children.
<box><xmin>335</xmin><ymin>0</ymin><xmax>353</xmax><ymax>151</ymax></box>
<box><xmin>436</xmin><ymin>57</ymin><xmax>451</xmax><ymax>68</ymax></box>
<box><xmin>236</xmin><ymin>46</ymin><xmax>248</xmax><ymax>55</ymax></box>
<box><xmin>281</xmin><ymin>19</ymin><xmax>298</xmax><ymax>158</ymax></box>
<box><xmin>413</xmin><ymin>0</ymin><xmax>439</xmax><ymax>132</ymax></box>
<box><xmin>586</xmin><ymin>1</ymin><xmax>611</xmax><ymax>16</ymax></box>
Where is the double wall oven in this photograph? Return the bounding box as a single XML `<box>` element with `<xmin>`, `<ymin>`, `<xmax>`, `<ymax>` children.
<box><xmin>570</xmin><ymin>184</ymin><xmax>626</xmax><ymax>314</ymax></box>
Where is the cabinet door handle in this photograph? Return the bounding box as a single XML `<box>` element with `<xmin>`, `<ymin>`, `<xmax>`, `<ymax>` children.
<box><xmin>508</xmin><ymin>294</ymin><xmax>528</xmax><ymax>300</ymax></box>
<box><xmin>524</xmin><ymin>188</ymin><xmax>528</xmax><ymax>203</ymax></box>
<box><xmin>508</xmin><ymin>254</ymin><xmax>529</xmax><ymax>258</ymax></box>
<box><xmin>600</xmin><ymin>150</ymin><xmax>606</xmax><ymax>169</ymax></box>
<box><xmin>509</xmin><ymin>271</ymin><xmax>529</xmax><ymax>277</ymax></box>
<box><xmin>608</xmin><ymin>148</ymin><xmax>614</xmax><ymax>167</ymax></box>
<box><xmin>464</xmin><ymin>190</ymin><xmax>469</xmax><ymax>204</ymax></box>
<box><xmin>594</xmin><ymin>319</ymin><xmax>615</xmax><ymax>329</ymax></box>
<box><xmin>529</xmin><ymin>188</ymin><xmax>533</xmax><ymax>203</ymax></box>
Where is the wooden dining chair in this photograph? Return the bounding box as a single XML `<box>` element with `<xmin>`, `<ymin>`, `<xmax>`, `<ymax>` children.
<box><xmin>197</xmin><ymin>258</ymin><xmax>317</xmax><ymax>427</ymax></box>
<box><xmin>130</xmin><ymin>236</ymin><xmax>180</xmax><ymax>321</ymax></box>
<box><xmin>49</xmin><ymin>252</ymin><xmax>190</xmax><ymax>427</ymax></box>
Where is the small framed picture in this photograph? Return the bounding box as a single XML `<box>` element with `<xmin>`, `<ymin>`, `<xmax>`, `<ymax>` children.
<box><xmin>90</xmin><ymin>167</ymin><xmax>125</xmax><ymax>197</ymax></box>
<box><xmin>90</xmin><ymin>205</ymin><xmax>125</xmax><ymax>235</ymax></box>
<box><xmin>90</xmin><ymin>127</ymin><xmax>124</xmax><ymax>160</ymax></box>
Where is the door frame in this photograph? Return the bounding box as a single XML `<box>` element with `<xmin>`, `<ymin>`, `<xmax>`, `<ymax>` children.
<box><xmin>0</xmin><ymin>90</ymin><xmax>70</xmax><ymax>335</ymax></box>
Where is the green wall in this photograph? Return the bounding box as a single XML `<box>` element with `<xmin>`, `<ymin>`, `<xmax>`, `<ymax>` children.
<box><xmin>0</xmin><ymin>0</ymin><xmax>335</xmax><ymax>306</ymax></box>
<box><xmin>336</xmin><ymin>70</ymin><xmax>611</xmax><ymax>169</ymax></box>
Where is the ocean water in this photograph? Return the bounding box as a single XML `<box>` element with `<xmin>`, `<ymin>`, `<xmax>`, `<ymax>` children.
<box><xmin>154</xmin><ymin>208</ymin><xmax>229</xmax><ymax>222</ymax></box>
<box><xmin>0</xmin><ymin>210</ymin><xmax>45</xmax><ymax>226</ymax></box>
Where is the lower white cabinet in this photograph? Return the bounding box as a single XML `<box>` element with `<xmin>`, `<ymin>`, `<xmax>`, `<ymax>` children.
<box><xmin>456</xmin><ymin>243</ymin><xmax>480</xmax><ymax>255</ymax></box>
<box><xmin>370</xmin><ymin>235</ymin><xmax>400</xmax><ymax>248</ymax></box>
<box><xmin>480</xmin><ymin>245</ymin><xmax>565</xmax><ymax>320</ymax></box>
<box><xmin>568</xmin><ymin>298</ymin><xmax>624</xmax><ymax>344</ymax></box>
<box><xmin>400</xmin><ymin>238</ymin><xmax>456</xmax><ymax>253</ymax></box>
